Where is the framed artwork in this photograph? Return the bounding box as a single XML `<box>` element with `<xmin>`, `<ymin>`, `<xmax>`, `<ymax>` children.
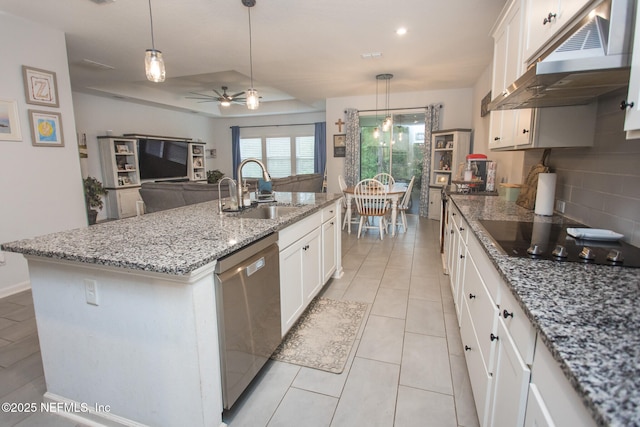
<box><xmin>29</xmin><ymin>110</ymin><xmax>64</xmax><ymax>147</ymax></box>
<box><xmin>480</xmin><ymin>91</ymin><xmax>491</xmax><ymax>117</ymax></box>
<box><xmin>22</xmin><ymin>66</ymin><xmax>60</xmax><ymax>107</ymax></box>
<box><xmin>333</xmin><ymin>134</ymin><xmax>346</xmax><ymax>157</ymax></box>
<box><xmin>435</xmin><ymin>173</ymin><xmax>449</xmax><ymax>185</ymax></box>
<box><xmin>0</xmin><ymin>99</ymin><xmax>22</xmax><ymax>141</ymax></box>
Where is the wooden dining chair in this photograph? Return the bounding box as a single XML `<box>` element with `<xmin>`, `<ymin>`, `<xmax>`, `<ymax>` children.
<box><xmin>393</xmin><ymin>176</ymin><xmax>415</xmax><ymax>233</ymax></box>
<box><xmin>373</xmin><ymin>173</ymin><xmax>395</xmax><ymax>187</ymax></box>
<box><xmin>354</xmin><ymin>178</ymin><xmax>390</xmax><ymax>240</ymax></box>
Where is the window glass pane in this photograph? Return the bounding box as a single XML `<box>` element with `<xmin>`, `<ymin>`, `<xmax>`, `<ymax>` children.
<box><xmin>239</xmin><ymin>138</ymin><xmax>263</xmax><ymax>178</ymax></box>
<box><xmin>266</xmin><ymin>137</ymin><xmax>291</xmax><ymax>178</ymax></box>
<box><xmin>295</xmin><ymin>136</ymin><xmax>315</xmax><ymax>174</ymax></box>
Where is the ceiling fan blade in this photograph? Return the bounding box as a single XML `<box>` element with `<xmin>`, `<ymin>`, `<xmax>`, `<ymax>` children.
<box><xmin>213</xmin><ymin>89</ymin><xmax>224</xmax><ymax>97</ymax></box>
<box><xmin>186</xmin><ymin>96</ymin><xmax>217</xmax><ymax>101</ymax></box>
<box><xmin>230</xmin><ymin>91</ymin><xmax>245</xmax><ymax>98</ymax></box>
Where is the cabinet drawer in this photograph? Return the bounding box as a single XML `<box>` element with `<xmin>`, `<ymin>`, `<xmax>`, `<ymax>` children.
<box><xmin>467</xmin><ymin>231</ymin><xmax>502</xmax><ymax>302</ymax></box>
<box><xmin>461</xmin><ymin>301</ymin><xmax>493</xmax><ymax>427</ymax></box>
<box><xmin>498</xmin><ymin>283</ymin><xmax>536</xmax><ymax>365</ymax></box>
<box><xmin>463</xmin><ymin>255</ymin><xmax>498</xmax><ymax>372</ymax></box>
<box><xmin>278</xmin><ymin>211</ymin><xmax>322</xmax><ymax>249</ymax></box>
<box><xmin>321</xmin><ymin>203</ymin><xmax>336</xmax><ymax>222</ymax></box>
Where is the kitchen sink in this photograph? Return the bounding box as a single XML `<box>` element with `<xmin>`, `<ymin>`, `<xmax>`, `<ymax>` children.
<box><xmin>234</xmin><ymin>205</ymin><xmax>300</xmax><ymax>220</ymax></box>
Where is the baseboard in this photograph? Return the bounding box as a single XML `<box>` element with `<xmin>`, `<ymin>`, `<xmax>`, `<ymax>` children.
<box><xmin>0</xmin><ymin>280</ymin><xmax>30</xmax><ymax>299</ymax></box>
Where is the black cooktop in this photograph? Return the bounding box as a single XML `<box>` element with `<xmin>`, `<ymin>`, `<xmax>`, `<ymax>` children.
<box><xmin>478</xmin><ymin>220</ymin><xmax>640</xmax><ymax>268</ymax></box>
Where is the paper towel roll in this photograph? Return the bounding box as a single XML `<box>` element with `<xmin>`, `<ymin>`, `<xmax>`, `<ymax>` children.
<box><xmin>534</xmin><ymin>173</ymin><xmax>557</xmax><ymax>216</ymax></box>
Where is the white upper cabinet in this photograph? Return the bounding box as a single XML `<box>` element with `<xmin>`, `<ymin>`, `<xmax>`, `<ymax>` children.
<box><xmin>522</xmin><ymin>0</ymin><xmax>591</xmax><ymax>62</ymax></box>
<box><xmin>623</xmin><ymin>2</ymin><xmax>640</xmax><ymax>139</ymax></box>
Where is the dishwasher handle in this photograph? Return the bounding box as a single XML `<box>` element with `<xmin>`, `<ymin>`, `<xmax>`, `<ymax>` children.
<box><xmin>246</xmin><ymin>256</ymin><xmax>265</xmax><ymax>276</ymax></box>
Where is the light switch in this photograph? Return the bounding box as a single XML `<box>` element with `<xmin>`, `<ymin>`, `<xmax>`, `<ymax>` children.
<box><xmin>84</xmin><ymin>279</ymin><xmax>99</xmax><ymax>306</ymax></box>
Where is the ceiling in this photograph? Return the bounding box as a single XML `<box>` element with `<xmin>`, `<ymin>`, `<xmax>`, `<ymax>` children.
<box><xmin>0</xmin><ymin>0</ymin><xmax>507</xmax><ymax>118</ymax></box>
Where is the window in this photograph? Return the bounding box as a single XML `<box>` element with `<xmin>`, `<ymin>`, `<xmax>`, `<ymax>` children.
<box><xmin>239</xmin><ymin>126</ymin><xmax>315</xmax><ymax>178</ymax></box>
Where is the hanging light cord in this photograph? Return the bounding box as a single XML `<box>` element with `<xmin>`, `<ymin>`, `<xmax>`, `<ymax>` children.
<box><xmin>248</xmin><ymin>7</ymin><xmax>254</xmax><ymax>87</ymax></box>
<box><xmin>148</xmin><ymin>0</ymin><xmax>156</xmax><ymax>50</ymax></box>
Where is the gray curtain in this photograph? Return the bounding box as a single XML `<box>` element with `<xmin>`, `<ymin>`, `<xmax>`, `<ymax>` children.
<box><xmin>231</xmin><ymin>126</ymin><xmax>241</xmax><ymax>180</ymax></box>
<box><xmin>314</xmin><ymin>122</ymin><xmax>326</xmax><ymax>174</ymax></box>
<box><xmin>344</xmin><ymin>108</ymin><xmax>360</xmax><ymax>187</ymax></box>
<box><xmin>419</xmin><ymin>105</ymin><xmax>441</xmax><ymax>217</ymax></box>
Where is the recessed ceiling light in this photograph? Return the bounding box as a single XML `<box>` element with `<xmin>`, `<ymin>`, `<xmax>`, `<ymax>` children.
<box><xmin>396</xmin><ymin>27</ymin><xmax>407</xmax><ymax>36</ymax></box>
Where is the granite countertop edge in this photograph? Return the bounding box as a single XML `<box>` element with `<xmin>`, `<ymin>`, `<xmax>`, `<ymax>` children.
<box><xmin>1</xmin><ymin>192</ymin><xmax>342</xmax><ymax>276</ymax></box>
<box><xmin>448</xmin><ymin>194</ymin><xmax>640</xmax><ymax>427</ymax></box>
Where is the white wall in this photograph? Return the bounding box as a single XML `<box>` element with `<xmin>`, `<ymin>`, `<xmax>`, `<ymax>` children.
<box><xmin>471</xmin><ymin>65</ymin><xmax>524</xmax><ymax>184</ymax></box>
<box><xmin>325</xmin><ymin>88</ymin><xmax>475</xmax><ymax>193</ymax></box>
<box><xmin>0</xmin><ymin>12</ymin><xmax>87</xmax><ymax>297</ymax></box>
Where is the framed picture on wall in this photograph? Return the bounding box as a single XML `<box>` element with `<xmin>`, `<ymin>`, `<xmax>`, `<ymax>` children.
<box><xmin>29</xmin><ymin>110</ymin><xmax>64</xmax><ymax>147</ymax></box>
<box><xmin>333</xmin><ymin>134</ymin><xmax>346</xmax><ymax>157</ymax></box>
<box><xmin>22</xmin><ymin>66</ymin><xmax>59</xmax><ymax>107</ymax></box>
<box><xmin>0</xmin><ymin>99</ymin><xmax>22</xmax><ymax>141</ymax></box>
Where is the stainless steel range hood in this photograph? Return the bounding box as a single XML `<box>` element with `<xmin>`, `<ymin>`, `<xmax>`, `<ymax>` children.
<box><xmin>489</xmin><ymin>0</ymin><xmax>635</xmax><ymax>111</ymax></box>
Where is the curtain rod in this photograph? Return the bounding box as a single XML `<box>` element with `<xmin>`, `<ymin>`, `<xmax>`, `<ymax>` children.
<box><xmin>351</xmin><ymin>105</ymin><xmax>442</xmax><ymax>113</ymax></box>
<box><xmin>230</xmin><ymin>122</ymin><xmax>318</xmax><ymax>129</ymax></box>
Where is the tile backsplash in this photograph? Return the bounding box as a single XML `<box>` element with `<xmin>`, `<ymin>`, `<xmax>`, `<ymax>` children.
<box><xmin>524</xmin><ymin>91</ymin><xmax>640</xmax><ymax>247</ymax></box>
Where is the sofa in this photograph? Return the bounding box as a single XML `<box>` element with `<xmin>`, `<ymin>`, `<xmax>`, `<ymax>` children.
<box><xmin>139</xmin><ymin>173</ymin><xmax>324</xmax><ymax>213</ymax></box>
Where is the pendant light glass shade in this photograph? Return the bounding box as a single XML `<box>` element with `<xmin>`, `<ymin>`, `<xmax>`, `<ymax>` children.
<box><xmin>246</xmin><ymin>88</ymin><xmax>259</xmax><ymax>110</ymax></box>
<box><xmin>382</xmin><ymin>115</ymin><xmax>392</xmax><ymax>131</ymax></box>
<box><xmin>145</xmin><ymin>49</ymin><xmax>165</xmax><ymax>83</ymax></box>
<box><xmin>373</xmin><ymin>127</ymin><xmax>380</xmax><ymax>139</ymax></box>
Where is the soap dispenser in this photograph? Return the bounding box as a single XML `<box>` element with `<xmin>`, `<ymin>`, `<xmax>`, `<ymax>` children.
<box><xmin>242</xmin><ymin>181</ymin><xmax>251</xmax><ymax>207</ymax></box>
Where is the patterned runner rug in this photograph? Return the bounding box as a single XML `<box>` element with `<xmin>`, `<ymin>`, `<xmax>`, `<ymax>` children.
<box><xmin>271</xmin><ymin>297</ymin><xmax>368</xmax><ymax>374</ymax></box>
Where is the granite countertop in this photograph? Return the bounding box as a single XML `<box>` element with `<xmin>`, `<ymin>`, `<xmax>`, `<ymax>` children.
<box><xmin>1</xmin><ymin>192</ymin><xmax>342</xmax><ymax>276</ymax></box>
<box><xmin>448</xmin><ymin>194</ymin><xmax>640</xmax><ymax>427</ymax></box>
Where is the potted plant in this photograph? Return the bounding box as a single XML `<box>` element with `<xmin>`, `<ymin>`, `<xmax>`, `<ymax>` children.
<box><xmin>83</xmin><ymin>176</ymin><xmax>108</xmax><ymax>225</ymax></box>
<box><xmin>207</xmin><ymin>169</ymin><xmax>224</xmax><ymax>184</ymax></box>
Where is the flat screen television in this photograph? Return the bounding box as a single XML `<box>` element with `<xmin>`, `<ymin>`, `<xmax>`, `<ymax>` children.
<box><xmin>137</xmin><ymin>138</ymin><xmax>189</xmax><ymax>181</ymax></box>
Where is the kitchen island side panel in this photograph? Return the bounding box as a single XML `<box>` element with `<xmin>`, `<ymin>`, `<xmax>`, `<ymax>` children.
<box><xmin>27</xmin><ymin>257</ymin><xmax>223</xmax><ymax>427</ymax></box>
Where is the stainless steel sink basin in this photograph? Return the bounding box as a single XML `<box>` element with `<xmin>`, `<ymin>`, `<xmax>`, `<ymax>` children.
<box><xmin>235</xmin><ymin>205</ymin><xmax>300</xmax><ymax>220</ymax></box>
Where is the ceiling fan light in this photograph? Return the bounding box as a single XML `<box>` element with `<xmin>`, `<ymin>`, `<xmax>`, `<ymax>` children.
<box><xmin>246</xmin><ymin>88</ymin><xmax>259</xmax><ymax>110</ymax></box>
<box><xmin>145</xmin><ymin>49</ymin><xmax>165</xmax><ymax>82</ymax></box>
<box><xmin>220</xmin><ymin>99</ymin><xmax>231</xmax><ymax>107</ymax></box>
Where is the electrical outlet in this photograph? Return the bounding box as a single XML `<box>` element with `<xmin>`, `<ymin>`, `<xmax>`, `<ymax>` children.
<box><xmin>84</xmin><ymin>279</ymin><xmax>99</xmax><ymax>306</ymax></box>
<box><xmin>556</xmin><ymin>200</ymin><xmax>566</xmax><ymax>213</ymax></box>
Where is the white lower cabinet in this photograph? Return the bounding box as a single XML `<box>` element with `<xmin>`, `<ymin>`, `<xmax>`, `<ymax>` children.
<box><xmin>488</xmin><ymin>319</ymin><xmax>531</xmax><ymax>427</ymax></box>
<box><xmin>321</xmin><ymin>205</ymin><xmax>337</xmax><ymax>283</ymax></box>
<box><xmin>279</xmin><ymin>226</ymin><xmax>321</xmax><ymax>336</ymax></box>
<box><xmin>523</xmin><ymin>384</ymin><xmax>555</xmax><ymax>427</ymax></box>
<box><xmin>105</xmin><ymin>187</ymin><xmax>142</xmax><ymax>219</ymax></box>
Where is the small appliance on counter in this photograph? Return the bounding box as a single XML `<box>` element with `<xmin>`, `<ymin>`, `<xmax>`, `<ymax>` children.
<box><xmin>451</xmin><ymin>154</ymin><xmax>497</xmax><ymax>195</ymax></box>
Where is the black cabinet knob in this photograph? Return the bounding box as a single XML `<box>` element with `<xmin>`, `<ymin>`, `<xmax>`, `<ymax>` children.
<box><xmin>490</xmin><ymin>333</ymin><xmax>499</xmax><ymax>342</ymax></box>
<box><xmin>494</xmin><ymin>136</ymin><xmax>501</xmax><ymax>141</ymax></box>
<box><xmin>460</xmin><ymin>254</ymin><xmax>465</xmax><ymax>259</ymax></box>
<box><xmin>503</xmin><ymin>309</ymin><xmax>514</xmax><ymax>319</ymax></box>
<box><xmin>465</xmin><ymin>345</ymin><xmax>471</xmax><ymax>351</ymax></box>
<box><xmin>469</xmin><ymin>293</ymin><xmax>476</xmax><ymax>299</ymax></box>
<box><xmin>522</xmin><ymin>129</ymin><xmax>530</xmax><ymax>134</ymax></box>
<box><xmin>459</xmin><ymin>227</ymin><xmax>464</xmax><ymax>231</ymax></box>
<box><xmin>543</xmin><ymin>12</ymin><xmax>556</xmax><ymax>25</ymax></box>
<box><xmin>621</xmin><ymin>100</ymin><xmax>635</xmax><ymax>110</ymax></box>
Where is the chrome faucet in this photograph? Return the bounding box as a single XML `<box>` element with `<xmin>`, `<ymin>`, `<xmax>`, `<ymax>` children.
<box><xmin>217</xmin><ymin>176</ymin><xmax>237</xmax><ymax>214</ymax></box>
<box><xmin>236</xmin><ymin>158</ymin><xmax>271</xmax><ymax>209</ymax></box>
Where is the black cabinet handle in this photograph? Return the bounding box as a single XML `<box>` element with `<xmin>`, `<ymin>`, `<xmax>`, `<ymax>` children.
<box><xmin>469</xmin><ymin>293</ymin><xmax>476</xmax><ymax>299</ymax></box>
<box><xmin>459</xmin><ymin>227</ymin><xmax>465</xmax><ymax>231</ymax></box>
<box><xmin>621</xmin><ymin>100</ymin><xmax>635</xmax><ymax>110</ymax></box>
<box><xmin>490</xmin><ymin>333</ymin><xmax>499</xmax><ymax>342</ymax></box>
<box><xmin>452</xmin><ymin>212</ymin><xmax>456</xmax><ymax>216</ymax></box>
<box><xmin>503</xmin><ymin>309</ymin><xmax>514</xmax><ymax>319</ymax></box>
<box><xmin>543</xmin><ymin>12</ymin><xmax>556</xmax><ymax>25</ymax></box>
<box><xmin>450</xmin><ymin>230</ymin><xmax>454</xmax><ymax>234</ymax></box>
<box><xmin>460</xmin><ymin>254</ymin><xmax>465</xmax><ymax>259</ymax></box>
<box><xmin>494</xmin><ymin>136</ymin><xmax>501</xmax><ymax>141</ymax></box>
<box><xmin>464</xmin><ymin>345</ymin><xmax>471</xmax><ymax>351</ymax></box>
<box><xmin>522</xmin><ymin>129</ymin><xmax>530</xmax><ymax>134</ymax></box>
<box><xmin>330</xmin><ymin>222</ymin><xmax>334</xmax><ymax>225</ymax></box>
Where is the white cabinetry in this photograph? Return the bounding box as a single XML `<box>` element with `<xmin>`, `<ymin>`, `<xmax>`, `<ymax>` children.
<box><xmin>623</xmin><ymin>2</ymin><xmax>640</xmax><ymax>139</ymax></box>
<box><xmin>279</xmin><ymin>201</ymin><xmax>341</xmax><ymax>337</ymax></box>
<box><xmin>98</xmin><ymin>137</ymin><xmax>142</xmax><ymax>219</ymax></box>
<box><xmin>490</xmin><ymin>0</ymin><xmax>528</xmax><ymax>150</ymax></box>
<box><xmin>522</xmin><ymin>0</ymin><xmax>591</xmax><ymax>63</ymax></box>
<box><xmin>321</xmin><ymin>205</ymin><xmax>337</xmax><ymax>283</ymax></box>
<box><xmin>188</xmin><ymin>143</ymin><xmax>207</xmax><ymax>181</ymax></box>
<box><xmin>428</xmin><ymin>187</ymin><xmax>443</xmax><ymax>221</ymax></box>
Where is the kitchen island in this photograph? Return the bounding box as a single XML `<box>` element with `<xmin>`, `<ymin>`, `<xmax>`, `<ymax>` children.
<box><xmin>1</xmin><ymin>192</ymin><xmax>343</xmax><ymax>427</ymax></box>
<box><xmin>447</xmin><ymin>194</ymin><xmax>639</xmax><ymax>427</ymax></box>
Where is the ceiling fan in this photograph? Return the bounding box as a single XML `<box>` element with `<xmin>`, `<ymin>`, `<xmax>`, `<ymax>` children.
<box><xmin>186</xmin><ymin>86</ymin><xmax>247</xmax><ymax>107</ymax></box>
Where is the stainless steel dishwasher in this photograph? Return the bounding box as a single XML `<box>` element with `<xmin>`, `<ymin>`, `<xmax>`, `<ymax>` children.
<box><xmin>214</xmin><ymin>233</ymin><xmax>281</xmax><ymax>409</ymax></box>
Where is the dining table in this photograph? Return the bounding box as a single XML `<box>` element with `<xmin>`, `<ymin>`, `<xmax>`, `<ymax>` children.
<box><xmin>343</xmin><ymin>182</ymin><xmax>408</xmax><ymax>237</ymax></box>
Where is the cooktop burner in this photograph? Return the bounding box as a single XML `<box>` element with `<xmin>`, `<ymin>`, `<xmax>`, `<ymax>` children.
<box><xmin>478</xmin><ymin>220</ymin><xmax>640</xmax><ymax>268</ymax></box>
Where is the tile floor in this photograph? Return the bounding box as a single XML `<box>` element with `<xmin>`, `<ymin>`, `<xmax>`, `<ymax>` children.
<box><xmin>0</xmin><ymin>214</ymin><xmax>479</xmax><ymax>427</ymax></box>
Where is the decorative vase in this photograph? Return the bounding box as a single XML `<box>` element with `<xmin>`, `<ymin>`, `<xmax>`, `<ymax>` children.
<box><xmin>88</xmin><ymin>209</ymin><xmax>98</xmax><ymax>225</ymax></box>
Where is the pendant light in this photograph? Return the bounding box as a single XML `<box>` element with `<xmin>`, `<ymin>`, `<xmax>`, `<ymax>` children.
<box><xmin>145</xmin><ymin>0</ymin><xmax>165</xmax><ymax>83</ymax></box>
<box><xmin>379</xmin><ymin>74</ymin><xmax>393</xmax><ymax>131</ymax></box>
<box><xmin>243</xmin><ymin>0</ymin><xmax>259</xmax><ymax>110</ymax></box>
